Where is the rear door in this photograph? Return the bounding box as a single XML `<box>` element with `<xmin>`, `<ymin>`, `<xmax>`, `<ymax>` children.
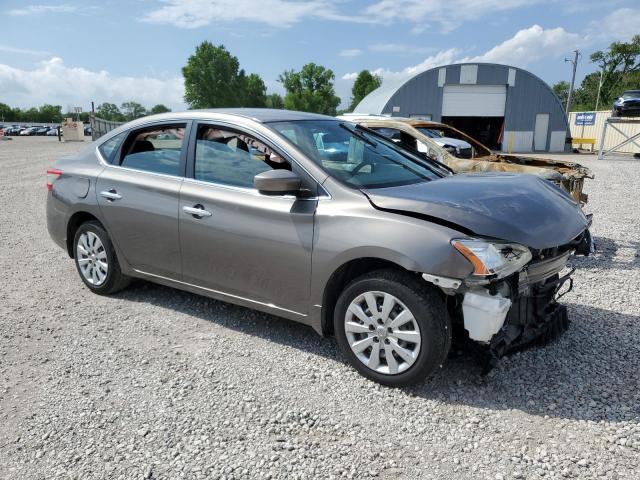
<box><xmin>178</xmin><ymin>122</ymin><xmax>317</xmax><ymax>315</ymax></box>
<box><xmin>96</xmin><ymin>122</ymin><xmax>190</xmax><ymax>278</ymax></box>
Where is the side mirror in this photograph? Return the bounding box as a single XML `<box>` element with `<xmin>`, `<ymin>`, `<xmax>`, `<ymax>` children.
<box><xmin>254</xmin><ymin>169</ymin><xmax>301</xmax><ymax>195</ymax></box>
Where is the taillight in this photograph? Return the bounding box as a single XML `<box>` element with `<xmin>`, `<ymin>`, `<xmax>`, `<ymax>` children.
<box><xmin>46</xmin><ymin>169</ymin><xmax>62</xmax><ymax>191</ymax></box>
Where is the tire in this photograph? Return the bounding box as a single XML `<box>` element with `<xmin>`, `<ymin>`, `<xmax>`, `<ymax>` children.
<box><xmin>334</xmin><ymin>269</ymin><xmax>451</xmax><ymax>387</ymax></box>
<box><xmin>73</xmin><ymin>220</ymin><xmax>130</xmax><ymax>295</ymax></box>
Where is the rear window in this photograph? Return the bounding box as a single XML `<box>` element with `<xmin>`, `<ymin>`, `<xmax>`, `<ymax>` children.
<box><xmin>119</xmin><ymin>124</ymin><xmax>186</xmax><ymax>176</ymax></box>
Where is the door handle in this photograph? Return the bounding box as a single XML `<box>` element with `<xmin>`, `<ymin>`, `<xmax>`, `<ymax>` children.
<box><xmin>182</xmin><ymin>204</ymin><xmax>212</xmax><ymax>218</ymax></box>
<box><xmin>100</xmin><ymin>189</ymin><xmax>122</xmax><ymax>201</ymax></box>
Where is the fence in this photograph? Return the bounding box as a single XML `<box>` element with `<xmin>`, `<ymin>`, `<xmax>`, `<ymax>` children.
<box><xmin>568</xmin><ymin>111</ymin><xmax>640</xmax><ymax>154</ymax></box>
<box><xmin>90</xmin><ymin>115</ymin><xmax>124</xmax><ymax>141</ymax></box>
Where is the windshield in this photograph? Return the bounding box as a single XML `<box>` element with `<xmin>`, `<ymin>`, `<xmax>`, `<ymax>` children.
<box><xmin>268</xmin><ymin>120</ymin><xmax>444</xmax><ymax>189</ymax></box>
<box><xmin>622</xmin><ymin>91</ymin><xmax>640</xmax><ymax>99</ymax></box>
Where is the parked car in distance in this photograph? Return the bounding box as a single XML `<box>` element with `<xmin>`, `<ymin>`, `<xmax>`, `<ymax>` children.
<box><xmin>84</xmin><ymin>126</ymin><xmax>92</xmax><ymax>136</ymax></box>
<box><xmin>20</xmin><ymin>127</ymin><xmax>36</xmax><ymax>136</ymax></box>
<box><xmin>612</xmin><ymin>90</ymin><xmax>640</xmax><ymax>117</ymax></box>
<box><xmin>36</xmin><ymin>127</ymin><xmax>50</xmax><ymax>136</ymax></box>
<box><xmin>46</xmin><ymin>109</ymin><xmax>593</xmax><ymax>386</ymax></box>
<box><xmin>339</xmin><ymin>114</ymin><xmax>593</xmax><ymax>204</ymax></box>
<box><xmin>5</xmin><ymin>126</ymin><xmax>24</xmax><ymax>136</ymax></box>
<box><xmin>46</xmin><ymin>127</ymin><xmax>59</xmax><ymax>136</ymax></box>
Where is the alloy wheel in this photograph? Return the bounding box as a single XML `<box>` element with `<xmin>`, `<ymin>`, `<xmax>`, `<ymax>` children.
<box><xmin>344</xmin><ymin>291</ymin><xmax>421</xmax><ymax>375</ymax></box>
<box><xmin>76</xmin><ymin>231</ymin><xmax>108</xmax><ymax>286</ymax></box>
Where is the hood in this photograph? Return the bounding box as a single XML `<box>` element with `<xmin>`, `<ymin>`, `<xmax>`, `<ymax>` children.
<box><xmin>364</xmin><ymin>173</ymin><xmax>589</xmax><ymax>250</ymax></box>
<box><xmin>432</xmin><ymin>137</ymin><xmax>472</xmax><ymax>149</ymax></box>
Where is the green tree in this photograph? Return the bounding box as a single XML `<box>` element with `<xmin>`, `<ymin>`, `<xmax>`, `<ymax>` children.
<box><xmin>241</xmin><ymin>73</ymin><xmax>267</xmax><ymax>107</ymax></box>
<box><xmin>551</xmin><ymin>81</ymin><xmax>570</xmax><ymax>110</ymax></box>
<box><xmin>349</xmin><ymin>70</ymin><xmax>382</xmax><ymax>111</ymax></box>
<box><xmin>37</xmin><ymin>104</ymin><xmax>62</xmax><ymax>123</ymax></box>
<box><xmin>96</xmin><ymin>102</ymin><xmax>123</xmax><ymax>121</ymax></box>
<box><xmin>22</xmin><ymin>107</ymin><xmax>39</xmax><ymax>121</ymax></box>
<box><xmin>182</xmin><ymin>42</ymin><xmax>244</xmax><ymax>108</ymax></box>
<box><xmin>0</xmin><ymin>103</ymin><xmax>13</xmax><ymax>122</ymax></box>
<box><xmin>121</xmin><ymin>101</ymin><xmax>147</xmax><ymax>121</ymax></box>
<box><xmin>149</xmin><ymin>104</ymin><xmax>171</xmax><ymax>115</ymax></box>
<box><xmin>571</xmin><ymin>35</ymin><xmax>640</xmax><ymax>111</ymax></box>
<box><xmin>278</xmin><ymin>63</ymin><xmax>341</xmax><ymax>115</ymax></box>
<box><xmin>265</xmin><ymin>93</ymin><xmax>285</xmax><ymax>109</ymax></box>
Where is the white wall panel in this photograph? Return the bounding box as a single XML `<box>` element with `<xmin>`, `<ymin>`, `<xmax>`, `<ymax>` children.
<box><xmin>549</xmin><ymin>131</ymin><xmax>566</xmax><ymax>152</ymax></box>
<box><xmin>503</xmin><ymin>131</ymin><xmax>534</xmax><ymax>152</ymax></box>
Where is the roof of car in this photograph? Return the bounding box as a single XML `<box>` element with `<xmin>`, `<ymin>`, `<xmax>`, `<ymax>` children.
<box><xmin>186</xmin><ymin>108</ymin><xmax>334</xmax><ymax>123</ymax></box>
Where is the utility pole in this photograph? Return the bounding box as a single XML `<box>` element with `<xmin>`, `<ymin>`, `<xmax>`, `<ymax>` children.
<box><xmin>594</xmin><ymin>69</ymin><xmax>604</xmax><ymax>111</ymax></box>
<box><xmin>565</xmin><ymin>50</ymin><xmax>580</xmax><ymax>114</ymax></box>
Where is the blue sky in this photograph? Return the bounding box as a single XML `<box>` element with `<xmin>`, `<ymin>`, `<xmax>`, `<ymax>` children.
<box><xmin>0</xmin><ymin>0</ymin><xmax>638</xmax><ymax>111</ymax></box>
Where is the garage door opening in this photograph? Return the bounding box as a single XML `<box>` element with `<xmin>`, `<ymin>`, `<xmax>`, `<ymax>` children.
<box><xmin>442</xmin><ymin>116</ymin><xmax>504</xmax><ymax>150</ymax></box>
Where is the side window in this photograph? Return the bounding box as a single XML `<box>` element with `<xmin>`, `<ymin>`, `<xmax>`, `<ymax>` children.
<box><xmin>120</xmin><ymin>124</ymin><xmax>186</xmax><ymax>176</ymax></box>
<box><xmin>194</xmin><ymin>126</ymin><xmax>290</xmax><ymax>188</ymax></box>
<box><xmin>98</xmin><ymin>131</ymin><xmax>127</xmax><ymax>164</ymax></box>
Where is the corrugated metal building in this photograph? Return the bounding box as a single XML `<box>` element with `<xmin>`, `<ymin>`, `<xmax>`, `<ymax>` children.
<box><xmin>354</xmin><ymin>63</ymin><xmax>570</xmax><ymax>153</ymax></box>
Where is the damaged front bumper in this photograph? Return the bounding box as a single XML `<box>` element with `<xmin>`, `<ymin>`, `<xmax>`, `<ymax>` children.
<box><xmin>424</xmin><ymin>228</ymin><xmax>592</xmax><ymax>371</ymax></box>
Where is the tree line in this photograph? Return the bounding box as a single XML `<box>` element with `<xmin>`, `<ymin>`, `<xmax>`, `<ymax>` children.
<box><xmin>552</xmin><ymin>35</ymin><xmax>640</xmax><ymax>112</ymax></box>
<box><xmin>0</xmin><ymin>102</ymin><xmax>173</xmax><ymax>123</ymax></box>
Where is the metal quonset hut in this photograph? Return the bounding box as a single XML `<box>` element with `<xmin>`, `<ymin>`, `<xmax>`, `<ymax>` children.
<box><xmin>354</xmin><ymin>63</ymin><xmax>570</xmax><ymax>152</ymax></box>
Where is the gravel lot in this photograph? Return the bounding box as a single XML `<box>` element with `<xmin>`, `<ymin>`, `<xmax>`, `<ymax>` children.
<box><xmin>1</xmin><ymin>136</ymin><xmax>639</xmax><ymax>479</ymax></box>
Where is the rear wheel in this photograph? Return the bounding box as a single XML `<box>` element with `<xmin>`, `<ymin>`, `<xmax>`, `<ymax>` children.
<box><xmin>334</xmin><ymin>269</ymin><xmax>451</xmax><ymax>387</ymax></box>
<box><xmin>73</xmin><ymin>221</ymin><xmax>130</xmax><ymax>295</ymax></box>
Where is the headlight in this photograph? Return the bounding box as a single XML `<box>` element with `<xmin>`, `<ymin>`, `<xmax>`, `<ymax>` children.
<box><xmin>452</xmin><ymin>238</ymin><xmax>532</xmax><ymax>280</ymax></box>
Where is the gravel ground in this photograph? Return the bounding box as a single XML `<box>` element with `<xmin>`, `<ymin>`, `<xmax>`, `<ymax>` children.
<box><xmin>1</xmin><ymin>136</ymin><xmax>639</xmax><ymax>480</ymax></box>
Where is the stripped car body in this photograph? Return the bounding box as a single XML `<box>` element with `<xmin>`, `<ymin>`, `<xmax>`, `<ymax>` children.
<box><xmin>340</xmin><ymin>115</ymin><xmax>593</xmax><ymax>204</ymax></box>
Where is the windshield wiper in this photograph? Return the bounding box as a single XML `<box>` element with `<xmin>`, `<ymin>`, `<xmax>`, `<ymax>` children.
<box><xmin>339</xmin><ymin>122</ymin><xmax>377</xmax><ymax>147</ymax></box>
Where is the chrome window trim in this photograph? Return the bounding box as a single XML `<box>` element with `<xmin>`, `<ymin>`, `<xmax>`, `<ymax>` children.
<box><xmin>95</xmin><ymin>123</ymin><xmax>331</xmax><ymax>198</ymax></box>
<box><xmin>132</xmin><ymin>268</ymin><xmax>307</xmax><ymax>318</ymax></box>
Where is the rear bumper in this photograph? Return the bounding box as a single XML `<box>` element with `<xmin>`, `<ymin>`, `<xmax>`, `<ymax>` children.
<box><xmin>46</xmin><ymin>191</ymin><xmax>69</xmax><ymax>252</ymax></box>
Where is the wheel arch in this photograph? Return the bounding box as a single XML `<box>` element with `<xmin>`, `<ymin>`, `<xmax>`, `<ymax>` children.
<box><xmin>321</xmin><ymin>257</ymin><xmax>418</xmax><ymax>336</ymax></box>
<box><xmin>66</xmin><ymin>211</ymin><xmax>104</xmax><ymax>258</ymax></box>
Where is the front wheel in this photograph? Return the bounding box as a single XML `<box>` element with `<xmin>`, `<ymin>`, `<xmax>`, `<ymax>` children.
<box><xmin>334</xmin><ymin>269</ymin><xmax>451</xmax><ymax>387</ymax></box>
<box><xmin>73</xmin><ymin>221</ymin><xmax>130</xmax><ymax>295</ymax></box>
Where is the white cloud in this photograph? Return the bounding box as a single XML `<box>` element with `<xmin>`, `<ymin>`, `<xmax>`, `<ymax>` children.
<box><xmin>339</xmin><ymin>48</ymin><xmax>362</xmax><ymax>57</ymax></box>
<box><xmin>591</xmin><ymin>8</ymin><xmax>640</xmax><ymax>43</ymax></box>
<box><xmin>0</xmin><ymin>45</ymin><xmax>50</xmax><ymax>56</ymax></box>
<box><xmin>343</xmin><ymin>24</ymin><xmax>587</xmax><ymax>84</ymax></box>
<box><xmin>361</xmin><ymin>0</ymin><xmax>545</xmax><ymax>33</ymax></box>
<box><xmin>463</xmin><ymin>25</ymin><xmax>583</xmax><ymax>65</ymax></box>
<box><xmin>143</xmin><ymin>0</ymin><xmax>342</xmax><ymax>28</ymax></box>
<box><xmin>342</xmin><ymin>48</ymin><xmax>460</xmax><ymax>82</ymax></box>
<box><xmin>0</xmin><ymin>57</ymin><xmax>185</xmax><ymax>110</ymax></box>
<box><xmin>7</xmin><ymin>4</ymin><xmax>78</xmax><ymax>15</ymax></box>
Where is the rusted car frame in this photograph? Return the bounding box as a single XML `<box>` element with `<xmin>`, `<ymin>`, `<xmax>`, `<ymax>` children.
<box><xmin>344</xmin><ymin>117</ymin><xmax>593</xmax><ymax>204</ymax></box>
